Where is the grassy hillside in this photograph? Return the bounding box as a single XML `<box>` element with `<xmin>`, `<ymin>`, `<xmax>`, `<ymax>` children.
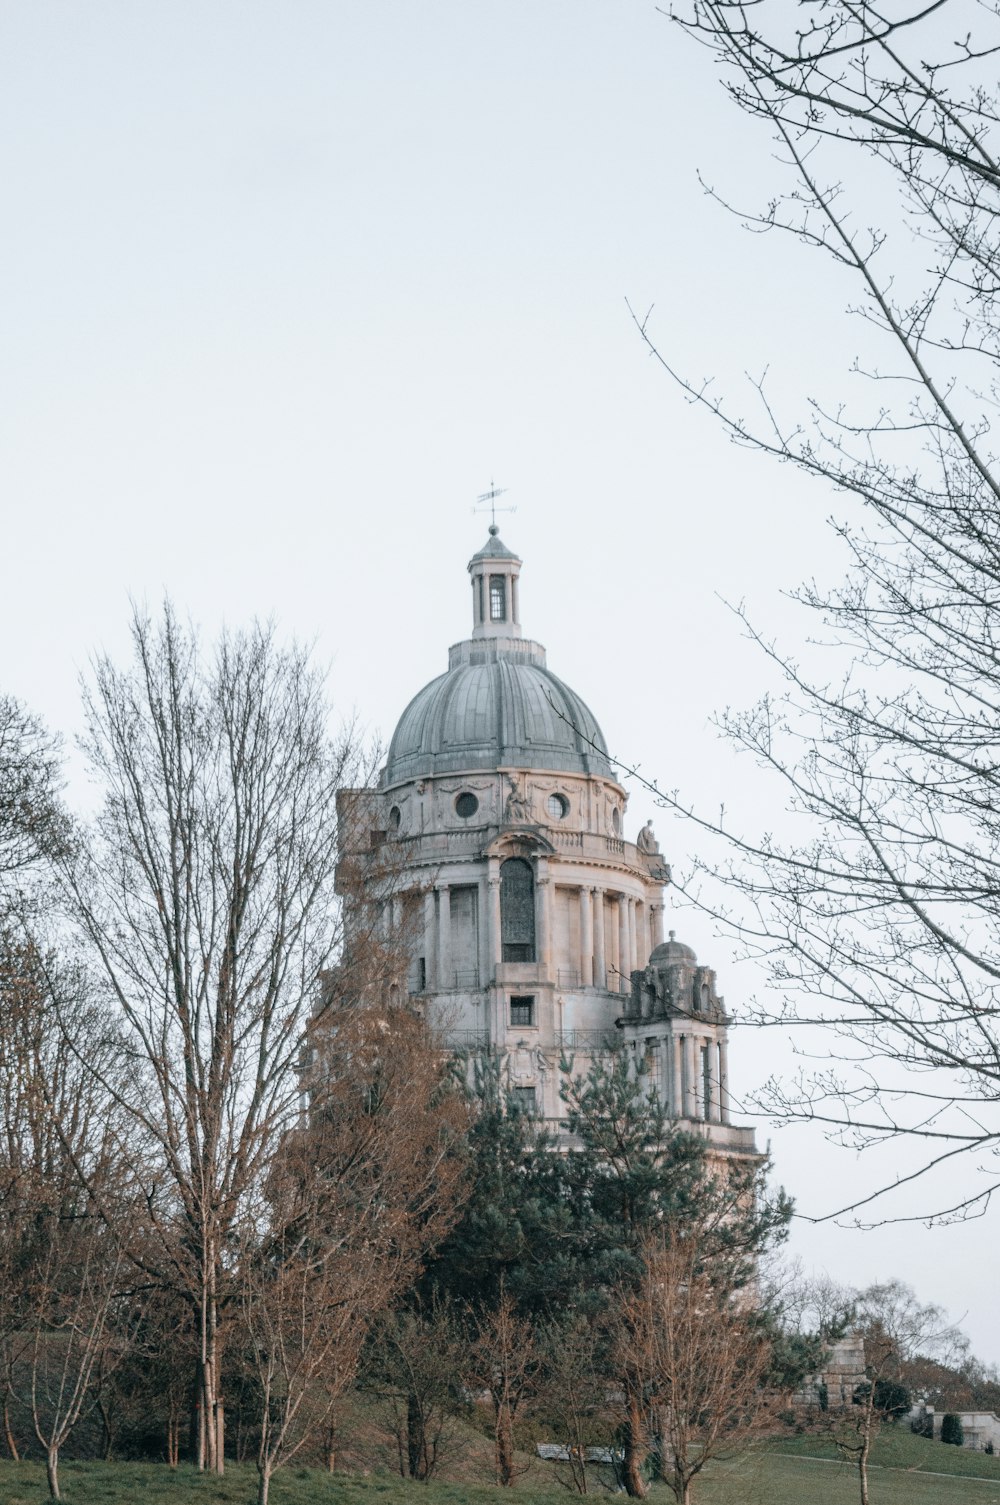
<box><xmin>4</xmin><ymin>1431</ymin><xmax>1000</xmax><ymax>1505</ymax></box>
<box><xmin>773</xmin><ymin>1424</ymin><xmax>1000</xmax><ymax>1479</ymax></box>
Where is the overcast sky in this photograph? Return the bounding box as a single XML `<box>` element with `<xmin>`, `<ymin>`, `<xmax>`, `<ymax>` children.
<box><xmin>3</xmin><ymin>2</ymin><xmax>995</xmax><ymax>1363</ymax></box>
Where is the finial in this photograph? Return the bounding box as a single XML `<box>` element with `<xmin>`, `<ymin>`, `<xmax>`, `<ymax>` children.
<box><xmin>473</xmin><ymin>479</ymin><xmax>516</xmax><ymax>532</ymax></box>
<box><xmin>669</xmin><ymin>929</ymin><xmax>676</xmax><ymax>942</ymax></box>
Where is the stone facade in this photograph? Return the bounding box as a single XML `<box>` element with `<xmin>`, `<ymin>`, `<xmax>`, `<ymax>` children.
<box><xmin>337</xmin><ymin>528</ymin><xmax>757</xmax><ymax>1157</ymax></box>
<box><xmin>793</xmin><ymin>1335</ymin><xmax>868</xmax><ymax>1411</ymax></box>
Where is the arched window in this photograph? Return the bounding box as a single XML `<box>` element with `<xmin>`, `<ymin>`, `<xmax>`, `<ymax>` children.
<box><xmin>500</xmin><ymin>857</ymin><xmax>535</xmax><ymax>962</ymax></box>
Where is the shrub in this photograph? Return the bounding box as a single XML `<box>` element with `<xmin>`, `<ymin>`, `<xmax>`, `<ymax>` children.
<box><xmin>941</xmin><ymin>1414</ymin><xmax>965</xmax><ymax>1446</ymax></box>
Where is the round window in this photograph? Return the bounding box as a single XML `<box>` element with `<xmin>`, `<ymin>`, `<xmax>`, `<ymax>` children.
<box><xmin>546</xmin><ymin>792</ymin><xmax>569</xmax><ymax>820</ymax></box>
<box><xmin>455</xmin><ymin>791</ymin><xmax>479</xmax><ymax>819</ymax></box>
<box><xmin>388</xmin><ymin>806</ymin><xmax>401</xmax><ymax>831</ymax></box>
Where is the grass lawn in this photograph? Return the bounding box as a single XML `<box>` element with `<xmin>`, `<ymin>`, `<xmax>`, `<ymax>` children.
<box><xmin>697</xmin><ymin>1451</ymin><xmax>1000</xmax><ymax>1505</ymax></box>
<box><xmin>4</xmin><ymin>1431</ymin><xmax>1000</xmax><ymax>1505</ymax></box>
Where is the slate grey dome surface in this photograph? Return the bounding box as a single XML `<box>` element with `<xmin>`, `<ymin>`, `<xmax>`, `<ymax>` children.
<box><xmin>649</xmin><ymin>933</ymin><xmax>698</xmax><ymax>966</ymax></box>
<box><xmin>382</xmin><ymin>656</ymin><xmax>613</xmax><ymax>786</ymax></box>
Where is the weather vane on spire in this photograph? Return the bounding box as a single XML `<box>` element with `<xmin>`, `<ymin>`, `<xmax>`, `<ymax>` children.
<box><xmin>473</xmin><ymin>480</ymin><xmax>516</xmax><ymax>534</ymax></box>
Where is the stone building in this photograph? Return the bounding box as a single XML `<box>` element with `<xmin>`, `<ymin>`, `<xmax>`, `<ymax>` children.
<box><xmin>338</xmin><ymin>527</ymin><xmax>757</xmax><ymax>1157</ymax></box>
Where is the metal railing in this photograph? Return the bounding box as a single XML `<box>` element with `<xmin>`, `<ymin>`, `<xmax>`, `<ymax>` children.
<box><xmin>556</xmin><ymin>1029</ymin><xmax>620</xmax><ymax>1053</ymax></box>
<box><xmin>438</xmin><ymin>1029</ymin><xmax>491</xmax><ymax>1051</ymax></box>
<box><xmin>451</xmin><ymin>968</ymin><xmax>481</xmax><ymax>990</ymax></box>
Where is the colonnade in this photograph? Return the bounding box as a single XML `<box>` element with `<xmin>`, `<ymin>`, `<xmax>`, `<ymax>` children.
<box><xmin>388</xmin><ymin>865</ymin><xmax>667</xmax><ymax>996</ymax></box>
<box><xmin>644</xmin><ymin>1031</ymin><xmax>731</xmax><ymax>1124</ymax></box>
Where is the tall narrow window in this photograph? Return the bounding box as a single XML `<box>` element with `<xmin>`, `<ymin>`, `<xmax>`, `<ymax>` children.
<box><xmin>490</xmin><ymin>575</ymin><xmax>507</xmax><ymax>622</ymax></box>
<box><xmin>500</xmin><ymin>857</ymin><xmax>535</xmax><ymax>962</ymax></box>
<box><xmin>478</xmin><ymin>575</ymin><xmax>485</xmax><ymax>623</ymax></box>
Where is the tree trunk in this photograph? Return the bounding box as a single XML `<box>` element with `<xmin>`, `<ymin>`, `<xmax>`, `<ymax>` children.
<box><xmin>197</xmin><ymin>1262</ymin><xmax>225</xmax><ymax>1474</ymax></box>
<box><xmin>46</xmin><ymin>1445</ymin><xmax>60</xmax><ymax>1501</ymax></box>
<box><xmin>2</xmin><ymin>1396</ymin><xmax>19</xmax><ymax>1461</ymax></box>
<box><xmin>858</xmin><ymin>1397</ymin><xmax>874</xmax><ymax>1505</ymax></box>
<box><xmin>257</xmin><ymin>1461</ymin><xmax>271</xmax><ymax>1505</ymax></box>
<box><xmin>325</xmin><ymin>1426</ymin><xmax>336</xmax><ymax>1473</ymax></box>
<box><xmin>495</xmin><ymin>1396</ymin><xmax>515</xmax><ymax>1486</ymax></box>
<box><xmin>167</xmin><ymin>1411</ymin><xmax>180</xmax><ymax>1468</ymax></box>
<box><xmin>622</xmin><ymin>1377</ymin><xmax>647</xmax><ymax>1499</ymax></box>
<box><xmin>407</xmin><ymin>1390</ymin><xmax>427</xmax><ymax>1479</ymax></box>
<box><xmin>96</xmin><ymin>1395</ymin><xmax>113</xmax><ymax>1460</ymax></box>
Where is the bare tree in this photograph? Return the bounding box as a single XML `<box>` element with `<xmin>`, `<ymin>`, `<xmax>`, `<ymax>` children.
<box><xmin>621</xmin><ymin>0</ymin><xmax>1000</xmax><ymax>1217</ymax></box>
<box><xmin>612</xmin><ymin>1229</ymin><xmax>775</xmax><ymax>1505</ymax></box>
<box><xmin>27</xmin><ymin>1208</ymin><xmax>130</xmax><ymax>1500</ymax></box>
<box><xmin>0</xmin><ymin>696</ymin><xmax>63</xmax><ymax>889</ymax></box>
<box><xmin>469</xmin><ymin>1284</ymin><xmax>539</xmax><ymax>1487</ymax></box>
<box><xmin>536</xmin><ymin>1314</ymin><xmax>615</xmax><ymax>1496</ymax></box>
<box><xmin>0</xmin><ymin>934</ymin><xmax>133</xmax><ymax>1476</ymax></box>
<box><xmin>240</xmin><ymin>1005</ymin><xmax>467</xmax><ymax>1505</ymax></box>
<box><xmin>0</xmin><ymin>935</ymin><xmax>139</xmax><ymax>1499</ymax></box>
<box><xmin>818</xmin><ymin>1281</ymin><xmax>962</xmax><ymax>1505</ymax></box>
<box><xmin>363</xmin><ymin>1297</ymin><xmax>468</xmax><ymax>1483</ymax></box>
<box><xmin>60</xmin><ymin>603</ymin><xmax>372</xmax><ymax>1471</ymax></box>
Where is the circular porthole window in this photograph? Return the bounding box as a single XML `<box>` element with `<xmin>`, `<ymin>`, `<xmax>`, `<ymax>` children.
<box><xmin>546</xmin><ymin>792</ymin><xmax>569</xmax><ymax>820</ymax></box>
<box><xmin>388</xmin><ymin>806</ymin><xmax>401</xmax><ymax>831</ymax></box>
<box><xmin>455</xmin><ymin>791</ymin><xmax>479</xmax><ymax>819</ymax></box>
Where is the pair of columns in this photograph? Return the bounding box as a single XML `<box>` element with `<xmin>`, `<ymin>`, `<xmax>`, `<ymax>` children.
<box><xmin>483</xmin><ymin>856</ymin><xmax>553</xmax><ymax>973</ymax></box>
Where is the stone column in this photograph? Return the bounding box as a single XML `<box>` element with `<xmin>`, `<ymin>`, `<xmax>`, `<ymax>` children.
<box><xmin>718</xmin><ymin>1036</ymin><xmax>730</xmax><ymax>1124</ymax></box>
<box><xmin>635</xmin><ymin>899</ymin><xmax>645</xmax><ymax>968</ymax></box>
<box><xmin>423</xmin><ymin>889</ymin><xmax>437</xmax><ymax>991</ymax></box>
<box><xmin>487</xmin><ymin>857</ymin><xmax>502</xmax><ymax>975</ymax></box>
<box><xmin>579</xmin><ymin>887</ymin><xmax>594</xmax><ymax>987</ymax></box>
<box><xmin>627</xmin><ymin>897</ymin><xmax>637</xmax><ymax>975</ymax></box>
<box><xmin>438</xmin><ymin>884</ymin><xmax>451</xmax><ymax>990</ymax></box>
<box><xmin>536</xmin><ymin>866</ymin><xmax>553</xmax><ymax>974</ymax></box>
<box><xmin>672</xmin><ymin>1035</ymin><xmax>684</xmax><ymax>1118</ymax></box>
<box><xmin>685</xmin><ymin>1034</ymin><xmax>699</xmax><ymax>1119</ymax></box>
<box><xmin>593</xmin><ymin>889</ymin><xmax>606</xmax><ymax>990</ymax></box>
<box><xmin>477</xmin><ymin>878</ymin><xmax>489</xmax><ymax>988</ymax></box>
<box><xmin>608</xmin><ymin>895</ymin><xmax>619</xmax><ymax>988</ymax></box>
<box><xmin>617</xmin><ymin>896</ymin><xmax>629</xmax><ymax>995</ymax></box>
<box><xmin>708</xmin><ymin>1035</ymin><xmax>722</xmax><ymax>1122</ymax></box>
<box><xmin>650</xmin><ymin>901</ymin><xmax>665</xmax><ymax>951</ymax></box>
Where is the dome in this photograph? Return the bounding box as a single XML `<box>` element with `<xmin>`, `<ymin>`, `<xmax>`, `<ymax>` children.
<box><xmin>649</xmin><ymin>932</ymin><xmax>697</xmax><ymax>966</ymax></box>
<box><xmin>382</xmin><ymin>655</ymin><xmax>613</xmax><ymax>786</ymax></box>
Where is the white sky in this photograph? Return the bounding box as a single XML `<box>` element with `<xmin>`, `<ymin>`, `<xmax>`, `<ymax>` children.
<box><xmin>2</xmin><ymin>2</ymin><xmax>995</xmax><ymax>1364</ymax></box>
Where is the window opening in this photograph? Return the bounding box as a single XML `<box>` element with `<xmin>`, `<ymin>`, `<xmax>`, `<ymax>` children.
<box><xmin>512</xmin><ymin>1086</ymin><xmax>537</xmax><ymax>1116</ymax></box>
<box><xmin>510</xmin><ymin>995</ymin><xmax>535</xmax><ymax>1027</ymax></box>
<box><xmin>500</xmin><ymin>857</ymin><xmax>535</xmax><ymax>962</ymax></box>
<box><xmin>546</xmin><ymin>792</ymin><xmax>569</xmax><ymax>820</ymax></box>
<box><xmin>490</xmin><ymin>575</ymin><xmax>507</xmax><ymax>621</ymax></box>
<box><xmin>455</xmin><ymin>791</ymin><xmax>479</xmax><ymax>819</ymax></box>
<box><xmin>701</xmin><ymin>1044</ymin><xmax>711</xmax><ymax>1120</ymax></box>
<box><xmin>477</xmin><ymin>575</ymin><xmax>484</xmax><ymax>623</ymax></box>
